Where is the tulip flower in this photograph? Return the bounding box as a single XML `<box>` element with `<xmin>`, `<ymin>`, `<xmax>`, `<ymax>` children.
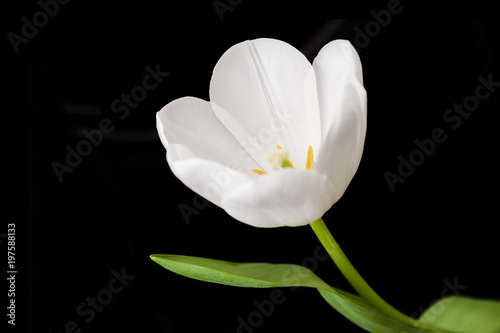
<box><xmin>156</xmin><ymin>38</ymin><xmax>366</xmax><ymax>228</ymax></box>
<box><xmin>153</xmin><ymin>38</ymin><xmax>500</xmax><ymax>333</ymax></box>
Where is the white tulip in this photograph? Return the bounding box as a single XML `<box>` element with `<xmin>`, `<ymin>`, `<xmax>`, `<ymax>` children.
<box><xmin>156</xmin><ymin>38</ymin><xmax>367</xmax><ymax>227</ymax></box>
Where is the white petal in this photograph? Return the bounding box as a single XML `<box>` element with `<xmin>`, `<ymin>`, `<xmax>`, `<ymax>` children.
<box><xmin>312</xmin><ymin>40</ymin><xmax>367</xmax><ymax>199</ymax></box>
<box><xmin>156</xmin><ymin>97</ymin><xmax>259</xmax><ymax>205</ymax></box>
<box><xmin>209</xmin><ymin>38</ymin><xmax>321</xmax><ymax>171</ymax></box>
<box><xmin>165</xmin><ymin>153</ymin><xmax>252</xmax><ymax>207</ymax></box>
<box><xmin>220</xmin><ymin>169</ymin><xmax>335</xmax><ymax>228</ymax></box>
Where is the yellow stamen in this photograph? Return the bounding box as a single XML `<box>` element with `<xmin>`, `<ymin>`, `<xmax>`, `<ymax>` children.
<box><xmin>305</xmin><ymin>146</ymin><xmax>315</xmax><ymax>170</ymax></box>
<box><xmin>252</xmin><ymin>169</ymin><xmax>267</xmax><ymax>176</ymax></box>
<box><xmin>277</xmin><ymin>144</ymin><xmax>282</xmax><ymax>150</ymax></box>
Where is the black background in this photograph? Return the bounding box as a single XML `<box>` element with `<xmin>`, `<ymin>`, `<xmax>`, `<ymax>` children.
<box><xmin>19</xmin><ymin>2</ymin><xmax>500</xmax><ymax>333</ymax></box>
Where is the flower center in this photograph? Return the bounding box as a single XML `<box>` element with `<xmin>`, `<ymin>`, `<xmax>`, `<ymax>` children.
<box><xmin>252</xmin><ymin>145</ymin><xmax>314</xmax><ymax>175</ymax></box>
<box><xmin>267</xmin><ymin>146</ymin><xmax>293</xmax><ymax>170</ymax></box>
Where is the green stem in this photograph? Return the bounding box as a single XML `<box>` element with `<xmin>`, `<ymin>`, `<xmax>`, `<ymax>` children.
<box><xmin>310</xmin><ymin>218</ymin><xmax>413</xmax><ymax>324</ymax></box>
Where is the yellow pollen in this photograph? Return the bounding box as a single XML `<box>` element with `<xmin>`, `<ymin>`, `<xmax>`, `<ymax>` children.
<box><xmin>277</xmin><ymin>145</ymin><xmax>282</xmax><ymax>150</ymax></box>
<box><xmin>252</xmin><ymin>169</ymin><xmax>267</xmax><ymax>175</ymax></box>
<box><xmin>305</xmin><ymin>146</ymin><xmax>315</xmax><ymax>170</ymax></box>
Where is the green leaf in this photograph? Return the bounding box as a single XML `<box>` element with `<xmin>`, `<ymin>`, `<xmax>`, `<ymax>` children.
<box><xmin>150</xmin><ymin>254</ymin><xmax>441</xmax><ymax>332</ymax></box>
<box><xmin>317</xmin><ymin>288</ymin><xmax>436</xmax><ymax>333</ymax></box>
<box><xmin>419</xmin><ymin>295</ymin><xmax>500</xmax><ymax>333</ymax></box>
<box><xmin>150</xmin><ymin>254</ymin><xmax>332</xmax><ymax>289</ymax></box>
